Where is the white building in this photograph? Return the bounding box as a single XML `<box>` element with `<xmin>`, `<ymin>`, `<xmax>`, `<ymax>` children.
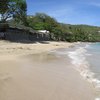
<box><xmin>38</xmin><ymin>30</ymin><xmax>50</xmax><ymax>33</ymax></box>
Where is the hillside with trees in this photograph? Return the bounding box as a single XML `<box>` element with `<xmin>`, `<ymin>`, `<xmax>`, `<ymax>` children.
<box><xmin>0</xmin><ymin>0</ymin><xmax>100</xmax><ymax>42</ymax></box>
<box><xmin>27</xmin><ymin>13</ymin><xmax>100</xmax><ymax>42</ymax></box>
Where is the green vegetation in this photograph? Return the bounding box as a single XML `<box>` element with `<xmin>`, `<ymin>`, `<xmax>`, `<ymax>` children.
<box><xmin>27</xmin><ymin>13</ymin><xmax>58</xmax><ymax>31</ymax></box>
<box><xmin>0</xmin><ymin>1</ymin><xmax>100</xmax><ymax>42</ymax></box>
<box><xmin>0</xmin><ymin>0</ymin><xmax>27</xmax><ymax>25</ymax></box>
<box><xmin>27</xmin><ymin>13</ymin><xmax>100</xmax><ymax>42</ymax></box>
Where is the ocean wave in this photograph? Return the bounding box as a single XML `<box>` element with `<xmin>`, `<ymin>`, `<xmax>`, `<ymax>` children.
<box><xmin>51</xmin><ymin>44</ymin><xmax>100</xmax><ymax>93</ymax></box>
<box><xmin>85</xmin><ymin>44</ymin><xmax>91</xmax><ymax>48</ymax></box>
<box><xmin>67</xmin><ymin>45</ymin><xmax>100</xmax><ymax>92</ymax></box>
<box><xmin>95</xmin><ymin>98</ymin><xmax>100</xmax><ymax>100</ymax></box>
<box><xmin>68</xmin><ymin>47</ymin><xmax>87</xmax><ymax>65</ymax></box>
<box><xmin>50</xmin><ymin>43</ymin><xmax>100</xmax><ymax>99</ymax></box>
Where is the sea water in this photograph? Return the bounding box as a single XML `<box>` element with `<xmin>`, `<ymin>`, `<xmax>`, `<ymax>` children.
<box><xmin>51</xmin><ymin>42</ymin><xmax>100</xmax><ymax>100</ymax></box>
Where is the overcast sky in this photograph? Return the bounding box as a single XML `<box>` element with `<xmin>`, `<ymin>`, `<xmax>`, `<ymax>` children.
<box><xmin>27</xmin><ymin>0</ymin><xmax>100</xmax><ymax>26</ymax></box>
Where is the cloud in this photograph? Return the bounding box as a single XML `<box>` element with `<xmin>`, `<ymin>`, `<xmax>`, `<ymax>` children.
<box><xmin>88</xmin><ymin>2</ymin><xmax>100</xmax><ymax>7</ymax></box>
<box><xmin>47</xmin><ymin>6</ymin><xmax>99</xmax><ymax>26</ymax></box>
<box><xmin>44</xmin><ymin>4</ymin><xmax>76</xmax><ymax>19</ymax></box>
<box><xmin>48</xmin><ymin>7</ymin><xmax>74</xmax><ymax>18</ymax></box>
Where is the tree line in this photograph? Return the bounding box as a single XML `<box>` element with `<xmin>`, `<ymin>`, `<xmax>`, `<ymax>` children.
<box><xmin>0</xmin><ymin>0</ymin><xmax>100</xmax><ymax>42</ymax></box>
<box><xmin>27</xmin><ymin>13</ymin><xmax>100</xmax><ymax>42</ymax></box>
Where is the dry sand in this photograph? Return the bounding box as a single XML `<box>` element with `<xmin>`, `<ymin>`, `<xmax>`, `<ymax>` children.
<box><xmin>0</xmin><ymin>40</ymin><xmax>96</xmax><ymax>100</ymax></box>
<box><xmin>0</xmin><ymin>40</ymin><xmax>73</xmax><ymax>57</ymax></box>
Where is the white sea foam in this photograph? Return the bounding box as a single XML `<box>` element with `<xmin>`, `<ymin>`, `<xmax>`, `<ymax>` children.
<box><xmin>84</xmin><ymin>44</ymin><xmax>90</xmax><ymax>48</ymax></box>
<box><xmin>95</xmin><ymin>98</ymin><xmax>100</xmax><ymax>100</ymax></box>
<box><xmin>51</xmin><ymin>44</ymin><xmax>100</xmax><ymax>93</ymax></box>
<box><xmin>67</xmin><ymin>45</ymin><xmax>100</xmax><ymax>92</ymax></box>
<box><xmin>68</xmin><ymin>47</ymin><xmax>87</xmax><ymax>65</ymax></box>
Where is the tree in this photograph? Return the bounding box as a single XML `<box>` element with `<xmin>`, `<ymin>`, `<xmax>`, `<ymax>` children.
<box><xmin>13</xmin><ymin>0</ymin><xmax>28</xmax><ymax>25</ymax></box>
<box><xmin>0</xmin><ymin>0</ymin><xmax>10</xmax><ymax>22</ymax></box>
<box><xmin>27</xmin><ymin>13</ymin><xmax>58</xmax><ymax>31</ymax></box>
<box><xmin>27</xmin><ymin>13</ymin><xmax>100</xmax><ymax>42</ymax></box>
<box><xmin>0</xmin><ymin>0</ymin><xmax>27</xmax><ymax>25</ymax></box>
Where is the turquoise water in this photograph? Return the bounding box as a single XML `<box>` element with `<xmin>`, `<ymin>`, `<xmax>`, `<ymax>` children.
<box><xmin>51</xmin><ymin>43</ymin><xmax>100</xmax><ymax>99</ymax></box>
<box><xmin>86</xmin><ymin>43</ymin><xmax>100</xmax><ymax>80</ymax></box>
<box><xmin>51</xmin><ymin>43</ymin><xmax>100</xmax><ymax>81</ymax></box>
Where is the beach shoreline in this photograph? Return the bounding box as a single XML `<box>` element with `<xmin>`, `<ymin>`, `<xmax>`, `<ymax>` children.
<box><xmin>0</xmin><ymin>40</ymin><xmax>96</xmax><ymax>100</ymax></box>
<box><xmin>0</xmin><ymin>40</ymin><xmax>74</xmax><ymax>57</ymax></box>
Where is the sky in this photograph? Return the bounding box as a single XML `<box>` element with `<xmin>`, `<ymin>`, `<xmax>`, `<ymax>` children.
<box><xmin>26</xmin><ymin>0</ymin><xmax>100</xmax><ymax>26</ymax></box>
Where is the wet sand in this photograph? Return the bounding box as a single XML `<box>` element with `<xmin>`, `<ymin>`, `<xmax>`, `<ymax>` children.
<box><xmin>0</xmin><ymin>41</ymin><xmax>96</xmax><ymax>100</ymax></box>
<box><xmin>0</xmin><ymin>53</ymin><xmax>96</xmax><ymax>100</ymax></box>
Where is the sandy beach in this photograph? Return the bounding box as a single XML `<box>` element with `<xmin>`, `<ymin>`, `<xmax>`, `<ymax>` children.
<box><xmin>0</xmin><ymin>40</ymin><xmax>73</xmax><ymax>57</ymax></box>
<box><xmin>0</xmin><ymin>40</ymin><xmax>96</xmax><ymax>100</ymax></box>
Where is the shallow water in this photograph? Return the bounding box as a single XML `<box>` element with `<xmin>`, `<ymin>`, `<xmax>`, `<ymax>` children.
<box><xmin>86</xmin><ymin>43</ymin><xmax>100</xmax><ymax>80</ymax></box>
<box><xmin>51</xmin><ymin>42</ymin><xmax>100</xmax><ymax>99</ymax></box>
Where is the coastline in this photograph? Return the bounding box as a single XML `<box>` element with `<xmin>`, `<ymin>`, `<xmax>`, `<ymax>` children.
<box><xmin>0</xmin><ymin>40</ymin><xmax>74</xmax><ymax>57</ymax></box>
<box><xmin>0</xmin><ymin>40</ymin><xmax>96</xmax><ymax>100</ymax></box>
